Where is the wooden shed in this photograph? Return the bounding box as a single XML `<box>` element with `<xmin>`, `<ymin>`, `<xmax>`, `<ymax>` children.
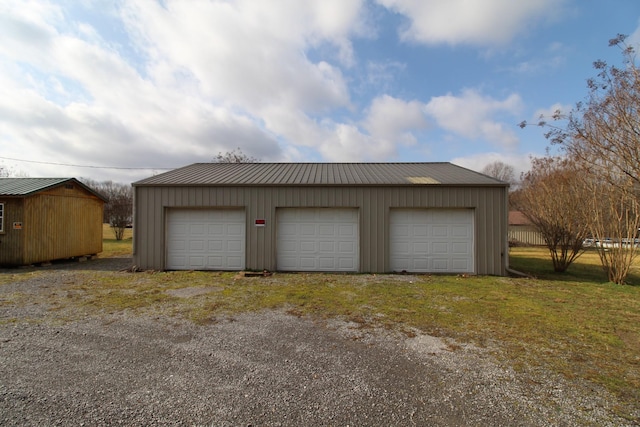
<box><xmin>0</xmin><ymin>178</ymin><xmax>107</xmax><ymax>266</ymax></box>
<box><xmin>133</xmin><ymin>163</ymin><xmax>509</xmax><ymax>275</ymax></box>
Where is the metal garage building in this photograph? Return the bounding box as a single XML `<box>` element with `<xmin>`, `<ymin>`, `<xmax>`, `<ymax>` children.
<box><xmin>132</xmin><ymin>163</ymin><xmax>509</xmax><ymax>275</ymax></box>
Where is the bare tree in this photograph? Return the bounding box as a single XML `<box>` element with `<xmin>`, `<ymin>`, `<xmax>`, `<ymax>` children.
<box><xmin>584</xmin><ymin>172</ymin><xmax>640</xmax><ymax>284</ymax></box>
<box><xmin>481</xmin><ymin>161</ymin><xmax>516</xmax><ymax>186</ymax></box>
<box><xmin>520</xmin><ymin>35</ymin><xmax>640</xmax><ymax>283</ymax></box>
<box><xmin>513</xmin><ymin>156</ymin><xmax>591</xmax><ymax>272</ymax></box>
<box><xmin>82</xmin><ymin>179</ymin><xmax>133</xmax><ymax>241</ymax></box>
<box><xmin>528</xmin><ymin>35</ymin><xmax>640</xmax><ymax>190</ymax></box>
<box><xmin>0</xmin><ymin>163</ymin><xmax>28</xmax><ymax>177</ymax></box>
<box><xmin>213</xmin><ymin>148</ymin><xmax>259</xmax><ymax>163</ymax></box>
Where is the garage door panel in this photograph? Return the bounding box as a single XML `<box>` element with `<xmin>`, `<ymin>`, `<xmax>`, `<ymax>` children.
<box><xmin>452</xmin><ymin>242</ymin><xmax>470</xmax><ymax>254</ymax></box>
<box><xmin>319</xmin><ymin>225</ymin><xmax>335</xmax><ymax>235</ymax></box>
<box><xmin>413</xmin><ymin>242</ymin><xmax>428</xmax><ymax>254</ymax></box>
<box><xmin>453</xmin><ymin>259</ymin><xmax>470</xmax><ymax>270</ymax></box>
<box><xmin>167</xmin><ymin>209</ymin><xmax>245</xmax><ymax>270</ymax></box>
<box><xmin>391</xmin><ymin>240</ymin><xmax>409</xmax><ymax>253</ymax></box>
<box><xmin>390</xmin><ymin>209</ymin><xmax>474</xmax><ymax>273</ymax></box>
<box><xmin>452</xmin><ymin>225</ymin><xmax>471</xmax><ymax>238</ymax></box>
<box><xmin>278</xmin><ymin>257</ymin><xmax>296</xmax><ymax>269</ymax></box>
<box><xmin>300</xmin><ymin>241</ymin><xmax>316</xmax><ymax>252</ymax></box>
<box><xmin>319</xmin><ymin>257</ymin><xmax>335</xmax><ymax>269</ymax></box>
<box><xmin>432</xmin><ymin>242</ymin><xmax>448</xmax><ymax>254</ymax></box>
<box><xmin>280</xmin><ymin>224</ymin><xmax>297</xmax><ymax>235</ymax></box>
<box><xmin>208</xmin><ymin>240</ymin><xmax>223</xmax><ymax>251</ymax></box>
<box><xmin>168</xmin><ymin>255</ymin><xmax>185</xmax><ymax>265</ymax></box>
<box><xmin>412</xmin><ymin>258</ymin><xmax>428</xmax><ymax>270</ymax></box>
<box><xmin>227</xmin><ymin>224</ymin><xmax>244</xmax><ymax>235</ymax></box>
<box><xmin>301</xmin><ymin>225</ymin><xmax>317</xmax><ymax>236</ymax></box>
<box><xmin>277</xmin><ymin>208</ymin><xmax>359</xmax><ymax>272</ymax></box>
<box><xmin>225</xmin><ymin>256</ymin><xmax>243</xmax><ymax>269</ymax></box>
<box><xmin>392</xmin><ymin>224</ymin><xmax>410</xmax><ymax>237</ymax></box>
<box><xmin>432</xmin><ymin>226</ymin><xmax>448</xmax><ymax>237</ymax></box>
<box><xmin>189</xmin><ymin>240</ymin><xmax>205</xmax><ymax>251</ymax></box>
<box><xmin>338</xmin><ymin>241</ymin><xmax>355</xmax><ymax>253</ymax></box>
<box><xmin>226</xmin><ymin>240</ymin><xmax>242</xmax><ymax>252</ymax></box>
<box><xmin>188</xmin><ymin>256</ymin><xmax>205</xmax><ymax>268</ymax></box>
<box><xmin>279</xmin><ymin>240</ymin><xmax>297</xmax><ymax>252</ymax></box>
<box><xmin>432</xmin><ymin>259</ymin><xmax>449</xmax><ymax>271</ymax></box>
<box><xmin>190</xmin><ymin>224</ymin><xmax>205</xmax><ymax>234</ymax></box>
<box><xmin>205</xmin><ymin>255</ymin><xmax>221</xmax><ymax>266</ymax></box>
<box><xmin>414</xmin><ymin>225</ymin><xmax>429</xmax><ymax>237</ymax></box>
<box><xmin>339</xmin><ymin>258</ymin><xmax>354</xmax><ymax>269</ymax></box>
<box><xmin>300</xmin><ymin>257</ymin><xmax>317</xmax><ymax>269</ymax></box>
<box><xmin>319</xmin><ymin>241</ymin><xmax>335</xmax><ymax>252</ymax></box>
<box><xmin>339</xmin><ymin>225</ymin><xmax>356</xmax><ymax>237</ymax></box>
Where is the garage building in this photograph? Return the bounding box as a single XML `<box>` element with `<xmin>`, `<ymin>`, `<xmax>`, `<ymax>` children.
<box><xmin>132</xmin><ymin>162</ymin><xmax>508</xmax><ymax>275</ymax></box>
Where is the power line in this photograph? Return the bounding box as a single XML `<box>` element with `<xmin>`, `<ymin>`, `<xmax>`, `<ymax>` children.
<box><xmin>0</xmin><ymin>156</ymin><xmax>175</xmax><ymax>171</ymax></box>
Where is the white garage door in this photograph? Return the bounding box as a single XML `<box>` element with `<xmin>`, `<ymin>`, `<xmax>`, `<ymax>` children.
<box><xmin>390</xmin><ymin>209</ymin><xmax>474</xmax><ymax>273</ymax></box>
<box><xmin>166</xmin><ymin>209</ymin><xmax>245</xmax><ymax>270</ymax></box>
<box><xmin>277</xmin><ymin>208</ymin><xmax>359</xmax><ymax>272</ymax></box>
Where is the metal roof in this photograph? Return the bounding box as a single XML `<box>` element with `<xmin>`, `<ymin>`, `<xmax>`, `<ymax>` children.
<box><xmin>133</xmin><ymin>162</ymin><xmax>507</xmax><ymax>187</ymax></box>
<box><xmin>0</xmin><ymin>178</ymin><xmax>108</xmax><ymax>200</ymax></box>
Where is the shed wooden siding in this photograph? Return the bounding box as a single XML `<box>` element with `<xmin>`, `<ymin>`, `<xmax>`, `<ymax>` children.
<box><xmin>0</xmin><ymin>199</ymin><xmax>25</xmax><ymax>265</ymax></box>
<box><xmin>133</xmin><ymin>185</ymin><xmax>508</xmax><ymax>275</ymax></box>
<box><xmin>0</xmin><ymin>184</ymin><xmax>104</xmax><ymax>265</ymax></box>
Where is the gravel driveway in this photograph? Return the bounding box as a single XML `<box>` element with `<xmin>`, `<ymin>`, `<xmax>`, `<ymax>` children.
<box><xmin>0</xmin><ymin>258</ymin><xmax>636</xmax><ymax>426</ymax></box>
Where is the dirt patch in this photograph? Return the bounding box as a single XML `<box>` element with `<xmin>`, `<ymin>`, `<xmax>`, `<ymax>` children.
<box><xmin>165</xmin><ymin>286</ymin><xmax>222</xmax><ymax>298</ymax></box>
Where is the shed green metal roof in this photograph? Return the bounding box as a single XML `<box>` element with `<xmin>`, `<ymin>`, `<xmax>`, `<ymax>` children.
<box><xmin>133</xmin><ymin>162</ymin><xmax>507</xmax><ymax>187</ymax></box>
<box><xmin>0</xmin><ymin>178</ymin><xmax>107</xmax><ymax>201</ymax></box>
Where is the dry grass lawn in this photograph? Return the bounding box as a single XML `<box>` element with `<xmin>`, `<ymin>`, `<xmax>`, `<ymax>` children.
<box><xmin>5</xmin><ymin>233</ymin><xmax>639</xmax><ymax>420</ymax></box>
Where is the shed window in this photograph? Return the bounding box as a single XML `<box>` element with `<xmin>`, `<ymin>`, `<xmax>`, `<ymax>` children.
<box><xmin>0</xmin><ymin>203</ymin><xmax>3</xmax><ymax>233</ymax></box>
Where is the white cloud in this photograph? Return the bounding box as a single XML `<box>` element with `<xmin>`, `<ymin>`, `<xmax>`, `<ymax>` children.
<box><xmin>318</xmin><ymin>123</ymin><xmax>371</xmax><ymax>161</ymax></box>
<box><xmin>376</xmin><ymin>0</ymin><xmax>563</xmax><ymax>46</ymax></box>
<box><xmin>262</xmin><ymin>95</ymin><xmax>429</xmax><ymax>162</ymax></box>
<box><xmin>530</xmin><ymin>102</ymin><xmax>573</xmax><ymax>124</ymax></box>
<box><xmin>424</xmin><ymin>89</ymin><xmax>523</xmax><ymax>149</ymax></box>
<box><xmin>363</xmin><ymin>95</ymin><xmax>427</xmax><ymax>146</ymax></box>
<box><xmin>451</xmin><ymin>152</ymin><xmax>533</xmax><ymax>181</ymax></box>
<box><xmin>120</xmin><ymin>0</ymin><xmax>363</xmax><ymax>113</ymax></box>
<box><xmin>317</xmin><ymin>97</ymin><xmax>425</xmax><ymax>161</ymax></box>
<box><xmin>629</xmin><ymin>18</ymin><xmax>640</xmax><ymax>48</ymax></box>
<box><xmin>0</xmin><ymin>0</ymin><xmax>371</xmax><ymax>181</ymax></box>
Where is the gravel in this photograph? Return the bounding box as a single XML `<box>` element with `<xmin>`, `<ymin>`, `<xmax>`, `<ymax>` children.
<box><xmin>0</xmin><ymin>258</ymin><xmax>637</xmax><ymax>426</ymax></box>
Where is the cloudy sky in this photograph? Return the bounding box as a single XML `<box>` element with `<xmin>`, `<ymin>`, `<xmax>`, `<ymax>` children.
<box><xmin>1</xmin><ymin>0</ymin><xmax>639</xmax><ymax>183</ymax></box>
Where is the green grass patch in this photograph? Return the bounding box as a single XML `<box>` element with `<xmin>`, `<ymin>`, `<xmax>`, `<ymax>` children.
<box><xmin>510</xmin><ymin>246</ymin><xmax>640</xmax><ymax>284</ymax></box>
<box><xmin>101</xmin><ymin>223</ymin><xmax>133</xmax><ymax>257</ymax></box>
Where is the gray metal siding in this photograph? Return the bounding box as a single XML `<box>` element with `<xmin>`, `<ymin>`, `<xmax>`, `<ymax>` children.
<box><xmin>133</xmin><ymin>185</ymin><xmax>508</xmax><ymax>275</ymax></box>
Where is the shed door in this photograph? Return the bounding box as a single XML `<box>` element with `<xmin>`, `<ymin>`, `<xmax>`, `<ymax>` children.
<box><xmin>390</xmin><ymin>209</ymin><xmax>474</xmax><ymax>273</ymax></box>
<box><xmin>166</xmin><ymin>208</ymin><xmax>245</xmax><ymax>270</ymax></box>
<box><xmin>277</xmin><ymin>208</ymin><xmax>359</xmax><ymax>272</ymax></box>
